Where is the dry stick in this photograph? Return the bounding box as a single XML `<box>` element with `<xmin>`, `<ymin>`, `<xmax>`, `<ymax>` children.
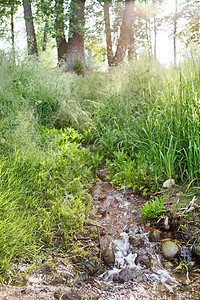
<box><xmin>96</xmin><ymin>225</ymin><xmax>102</xmax><ymax>264</ymax></box>
<box><xmin>180</xmin><ymin>196</ymin><xmax>199</xmax><ymax>216</ymax></box>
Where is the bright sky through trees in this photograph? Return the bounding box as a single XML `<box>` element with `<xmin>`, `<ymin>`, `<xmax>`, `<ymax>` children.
<box><xmin>0</xmin><ymin>0</ymin><xmax>193</xmax><ymax>66</ymax></box>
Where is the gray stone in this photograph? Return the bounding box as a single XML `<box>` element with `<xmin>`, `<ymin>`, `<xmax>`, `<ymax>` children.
<box><xmin>163</xmin><ymin>179</ymin><xmax>175</xmax><ymax>189</ymax></box>
<box><xmin>129</xmin><ymin>234</ymin><xmax>143</xmax><ymax>246</ymax></box>
<box><xmin>149</xmin><ymin>229</ymin><xmax>160</xmax><ymax>242</ymax></box>
<box><xmin>161</xmin><ymin>241</ymin><xmax>180</xmax><ymax>260</ymax></box>
<box><xmin>102</xmin><ymin>240</ymin><xmax>115</xmax><ymax>266</ymax></box>
<box><xmin>135</xmin><ymin>252</ymin><xmax>151</xmax><ymax>268</ymax></box>
<box><xmin>113</xmin><ymin>268</ymin><xmax>146</xmax><ymax>283</ymax></box>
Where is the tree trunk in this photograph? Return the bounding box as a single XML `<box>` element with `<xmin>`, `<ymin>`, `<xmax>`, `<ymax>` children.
<box><xmin>174</xmin><ymin>0</ymin><xmax>178</xmax><ymax>66</ymax></box>
<box><xmin>23</xmin><ymin>0</ymin><xmax>38</xmax><ymax>56</ymax></box>
<box><xmin>103</xmin><ymin>1</ymin><xmax>114</xmax><ymax>67</ymax></box>
<box><xmin>55</xmin><ymin>0</ymin><xmax>67</xmax><ymax>61</ymax></box>
<box><xmin>42</xmin><ymin>18</ymin><xmax>48</xmax><ymax>52</ymax></box>
<box><xmin>64</xmin><ymin>0</ymin><xmax>87</xmax><ymax>75</ymax></box>
<box><xmin>128</xmin><ymin>36</ymin><xmax>135</xmax><ymax>60</ymax></box>
<box><xmin>11</xmin><ymin>4</ymin><xmax>14</xmax><ymax>53</ymax></box>
<box><xmin>114</xmin><ymin>0</ymin><xmax>135</xmax><ymax>65</ymax></box>
<box><xmin>153</xmin><ymin>0</ymin><xmax>156</xmax><ymax>59</ymax></box>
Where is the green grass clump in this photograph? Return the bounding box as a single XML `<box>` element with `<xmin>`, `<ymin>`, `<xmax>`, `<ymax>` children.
<box><xmin>141</xmin><ymin>197</ymin><xmax>165</xmax><ymax>221</ymax></box>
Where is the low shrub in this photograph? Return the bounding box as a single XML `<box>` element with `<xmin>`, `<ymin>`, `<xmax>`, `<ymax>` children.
<box><xmin>141</xmin><ymin>197</ymin><xmax>165</xmax><ymax>221</ymax></box>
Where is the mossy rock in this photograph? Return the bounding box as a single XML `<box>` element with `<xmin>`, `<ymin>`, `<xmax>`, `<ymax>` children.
<box><xmin>161</xmin><ymin>241</ymin><xmax>180</xmax><ymax>260</ymax></box>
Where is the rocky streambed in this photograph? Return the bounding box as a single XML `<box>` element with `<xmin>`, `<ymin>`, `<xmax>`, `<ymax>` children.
<box><xmin>85</xmin><ymin>166</ymin><xmax>200</xmax><ymax>299</ymax></box>
<box><xmin>1</xmin><ymin>166</ymin><xmax>200</xmax><ymax>299</ymax></box>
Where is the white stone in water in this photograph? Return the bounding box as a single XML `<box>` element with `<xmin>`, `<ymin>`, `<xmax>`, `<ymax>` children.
<box><xmin>163</xmin><ymin>179</ymin><xmax>175</xmax><ymax>188</ymax></box>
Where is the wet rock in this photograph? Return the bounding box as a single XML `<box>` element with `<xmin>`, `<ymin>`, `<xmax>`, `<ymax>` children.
<box><xmin>97</xmin><ymin>165</ymin><xmax>109</xmax><ymax>181</ymax></box>
<box><xmin>149</xmin><ymin>229</ymin><xmax>161</xmax><ymax>242</ymax></box>
<box><xmin>163</xmin><ymin>216</ymin><xmax>170</xmax><ymax>230</ymax></box>
<box><xmin>135</xmin><ymin>252</ymin><xmax>151</xmax><ymax>268</ymax></box>
<box><xmin>102</xmin><ymin>238</ymin><xmax>115</xmax><ymax>266</ymax></box>
<box><xmin>88</xmin><ymin>225</ymin><xmax>97</xmax><ymax>234</ymax></box>
<box><xmin>113</xmin><ymin>268</ymin><xmax>146</xmax><ymax>283</ymax></box>
<box><xmin>163</xmin><ymin>179</ymin><xmax>175</xmax><ymax>188</ymax></box>
<box><xmin>97</xmin><ymin>208</ymin><xmax>107</xmax><ymax>216</ymax></box>
<box><xmin>54</xmin><ymin>288</ymin><xmax>83</xmax><ymax>300</ymax></box>
<box><xmin>129</xmin><ymin>234</ymin><xmax>143</xmax><ymax>246</ymax></box>
<box><xmin>161</xmin><ymin>241</ymin><xmax>180</xmax><ymax>260</ymax></box>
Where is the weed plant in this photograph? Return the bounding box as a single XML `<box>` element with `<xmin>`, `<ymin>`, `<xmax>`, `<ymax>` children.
<box><xmin>141</xmin><ymin>197</ymin><xmax>165</xmax><ymax>220</ymax></box>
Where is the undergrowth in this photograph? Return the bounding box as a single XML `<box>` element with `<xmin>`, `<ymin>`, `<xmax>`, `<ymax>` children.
<box><xmin>0</xmin><ymin>54</ymin><xmax>99</xmax><ymax>280</ymax></box>
<box><xmin>1</xmin><ymin>51</ymin><xmax>200</xmax><ymax>279</ymax></box>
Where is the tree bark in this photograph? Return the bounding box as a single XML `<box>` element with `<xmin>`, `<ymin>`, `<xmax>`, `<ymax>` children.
<box><xmin>23</xmin><ymin>0</ymin><xmax>38</xmax><ymax>56</ymax></box>
<box><xmin>103</xmin><ymin>1</ymin><xmax>114</xmax><ymax>67</ymax></box>
<box><xmin>11</xmin><ymin>4</ymin><xmax>14</xmax><ymax>53</ymax></box>
<box><xmin>113</xmin><ymin>0</ymin><xmax>135</xmax><ymax>65</ymax></box>
<box><xmin>42</xmin><ymin>18</ymin><xmax>48</xmax><ymax>52</ymax></box>
<box><xmin>64</xmin><ymin>0</ymin><xmax>87</xmax><ymax>75</ymax></box>
<box><xmin>173</xmin><ymin>0</ymin><xmax>178</xmax><ymax>66</ymax></box>
<box><xmin>55</xmin><ymin>0</ymin><xmax>67</xmax><ymax>61</ymax></box>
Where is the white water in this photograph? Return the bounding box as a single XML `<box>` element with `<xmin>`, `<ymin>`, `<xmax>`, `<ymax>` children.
<box><xmin>100</xmin><ymin>230</ymin><xmax>178</xmax><ymax>292</ymax></box>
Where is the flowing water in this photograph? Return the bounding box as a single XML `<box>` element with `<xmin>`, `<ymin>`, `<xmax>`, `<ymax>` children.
<box><xmin>88</xmin><ymin>170</ymin><xmax>200</xmax><ymax>300</ymax></box>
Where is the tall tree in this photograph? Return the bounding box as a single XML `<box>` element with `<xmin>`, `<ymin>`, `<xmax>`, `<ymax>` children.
<box><xmin>23</xmin><ymin>0</ymin><xmax>38</xmax><ymax>56</ymax></box>
<box><xmin>113</xmin><ymin>0</ymin><xmax>135</xmax><ymax>65</ymax></box>
<box><xmin>0</xmin><ymin>0</ymin><xmax>20</xmax><ymax>50</ymax></box>
<box><xmin>64</xmin><ymin>0</ymin><xmax>87</xmax><ymax>74</ymax></box>
<box><xmin>173</xmin><ymin>0</ymin><xmax>178</xmax><ymax>66</ymax></box>
<box><xmin>103</xmin><ymin>1</ymin><xmax>114</xmax><ymax>66</ymax></box>
<box><xmin>54</xmin><ymin>0</ymin><xmax>68</xmax><ymax>61</ymax></box>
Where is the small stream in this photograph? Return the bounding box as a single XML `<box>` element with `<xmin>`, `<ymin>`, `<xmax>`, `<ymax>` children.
<box><xmin>87</xmin><ymin>168</ymin><xmax>200</xmax><ymax>299</ymax></box>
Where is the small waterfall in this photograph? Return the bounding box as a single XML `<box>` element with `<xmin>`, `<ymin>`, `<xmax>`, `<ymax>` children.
<box><xmin>100</xmin><ymin>229</ymin><xmax>177</xmax><ymax>292</ymax></box>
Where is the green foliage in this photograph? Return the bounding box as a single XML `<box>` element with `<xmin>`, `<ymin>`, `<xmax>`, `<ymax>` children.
<box><xmin>0</xmin><ymin>54</ymin><xmax>89</xmax><ymax>131</ymax></box>
<box><xmin>106</xmin><ymin>151</ymin><xmax>156</xmax><ymax>195</ymax></box>
<box><xmin>0</xmin><ymin>56</ymin><xmax>100</xmax><ymax>277</ymax></box>
<box><xmin>73</xmin><ymin>58</ymin><xmax>84</xmax><ymax>76</ymax></box>
<box><xmin>91</xmin><ymin>56</ymin><xmax>200</xmax><ymax>189</ymax></box>
<box><xmin>141</xmin><ymin>197</ymin><xmax>165</xmax><ymax>221</ymax></box>
<box><xmin>0</xmin><ymin>126</ymin><xmax>98</xmax><ymax>277</ymax></box>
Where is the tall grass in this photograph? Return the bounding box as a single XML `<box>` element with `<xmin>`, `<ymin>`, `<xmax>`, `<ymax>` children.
<box><xmin>90</xmin><ymin>56</ymin><xmax>200</xmax><ymax>192</ymax></box>
<box><xmin>0</xmin><ymin>54</ymin><xmax>99</xmax><ymax>279</ymax></box>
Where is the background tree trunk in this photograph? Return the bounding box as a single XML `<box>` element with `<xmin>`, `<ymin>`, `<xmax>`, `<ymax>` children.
<box><xmin>64</xmin><ymin>0</ymin><xmax>87</xmax><ymax>74</ymax></box>
<box><xmin>174</xmin><ymin>0</ymin><xmax>178</xmax><ymax>66</ymax></box>
<box><xmin>55</xmin><ymin>0</ymin><xmax>67</xmax><ymax>61</ymax></box>
<box><xmin>114</xmin><ymin>0</ymin><xmax>135</xmax><ymax>65</ymax></box>
<box><xmin>103</xmin><ymin>1</ymin><xmax>114</xmax><ymax>67</ymax></box>
<box><xmin>23</xmin><ymin>0</ymin><xmax>38</xmax><ymax>56</ymax></box>
<box><xmin>10</xmin><ymin>4</ymin><xmax>15</xmax><ymax>53</ymax></box>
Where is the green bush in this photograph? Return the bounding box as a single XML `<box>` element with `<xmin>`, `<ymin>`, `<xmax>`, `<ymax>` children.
<box><xmin>73</xmin><ymin>58</ymin><xmax>84</xmax><ymax>76</ymax></box>
<box><xmin>141</xmin><ymin>197</ymin><xmax>165</xmax><ymax>221</ymax></box>
<box><xmin>106</xmin><ymin>151</ymin><xmax>156</xmax><ymax>195</ymax></box>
